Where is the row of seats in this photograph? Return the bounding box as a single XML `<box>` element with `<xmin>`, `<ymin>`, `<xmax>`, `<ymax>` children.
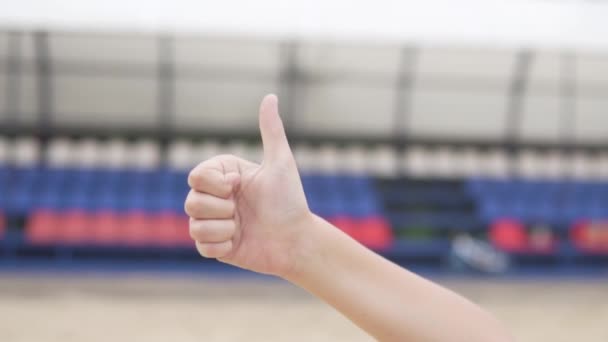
<box><xmin>490</xmin><ymin>218</ymin><xmax>608</xmax><ymax>254</ymax></box>
<box><xmin>490</xmin><ymin>219</ymin><xmax>558</xmax><ymax>254</ymax></box>
<box><xmin>479</xmin><ymin>199</ymin><xmax>608</xmax><ymax>224</ymax></box>
<box><xmin>27</xmin><ymin>210</ymin><xmax>192</xmax><ymax>247</ymax></box>
<box><xmin>571</xmin><ymin>221</ymin><xmax>608</xmax><ymax>253</ymax></box>
<box><xmin>1</xmin><ymin>165</ymin><xmax>384</xmax><ymax>219</ymax></box>
<box><xmin>4</xmin><ymin>167</ymin><xmax>377</xmax><ymax>196</ymax></box>
<box><xmin>376</xmin><ymin>178</ymin><xmax>477</xmax><ymax>231</ymax></box>
<box><xmin>3</xmin><ymin>136</ymin><xmax>608</xmax><ymax>179</ymax></box>
<box><xmin>2</xmin><ymin>167</ymin><xmax>187</xmax><ymax>215</ymax></box>
<box><xmin>387</xmin><ymin>212</ymin><xmax>479</xmax><ymax>230</ymax></box>
<box><xmin>23</xmin><ymin>209</ymin><xmax>393</xmax><ymax>250</ymax></box>
<box><xmin>470</xmin><ymin>178</ymin><xmax>608</xmax><ymax>224</ymax></box>
<box><xmin>1</xmin><ymin>156</ymin><xmax>606</xmax><ymax>259</ymax></box>
<box><xmin>468</xmin><ymin>178</ymin><xmax>608</xmax><ymax>199</ymax></box>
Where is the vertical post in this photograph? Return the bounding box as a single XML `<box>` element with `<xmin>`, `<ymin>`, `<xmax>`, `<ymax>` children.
<box><xmin>34</xmin><ymin>31</ymin><xmax>53</xmax><ymax>163</ymax></box>
<box><xmin>393</xmin><ymin>45</ymin><xmax>418</xmax><ymax>176</ymax></box>
<box><xmin>504</xmin><ymin>50</ymin><xmax>533</xmax><ymax>176</ymax></box>
<box><xmin>559</xmin><ymin>51</ymin><xmax>577</xmax><ymax>178</ymax></box>
<box><xmin>157</xmin><ymin>34</ymin><xmax>175</xmax><ymax>162</ymax></box>
<box><xmin>559</xmin><ymin>51</ymin><xmax>576</xmax><ymax>148</ymax></box>
<box><xmin>4</xmin><ymin>31</ymin><xmax>22</xmax><ymax>129</ymax></box>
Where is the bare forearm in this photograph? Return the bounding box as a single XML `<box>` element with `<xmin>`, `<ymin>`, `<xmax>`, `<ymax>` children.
<box><xmin>187</xmin><ymin>95</ymin><xmax>511</xmax><ymax>341</ymax></box>
<box><xmin>285</xmin><ymin>214</ymin><xmax>511</xmax><ymax>342</ymax></box>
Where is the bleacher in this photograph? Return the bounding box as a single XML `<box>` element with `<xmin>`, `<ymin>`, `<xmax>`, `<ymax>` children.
<box><xmin>0</xmin><ymin>135</ymin><xmax>607</xmax><ymax>271</ymax></box>
<box><xmin>1</xmin><ymin>30</ymin><xmax>608</xmax><ymax>272</ymax></box>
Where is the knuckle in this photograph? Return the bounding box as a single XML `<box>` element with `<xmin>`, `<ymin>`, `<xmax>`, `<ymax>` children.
<box><xmin>184</xmin><ymin>195</ymin><xmax>199</xmax><ymax>216</ymax></box>
<box><xmin>188</xmin><ymin>164</ymin><xmax>216</xmax><ymax>187</ymax></box>
<box><xmin>187</xmin><ymin>168</ymin><xmax>201</xmax><ymax>188</ymax></box>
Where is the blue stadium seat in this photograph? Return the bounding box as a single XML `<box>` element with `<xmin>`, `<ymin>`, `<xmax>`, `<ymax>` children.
<box><xmin>586</xmin><ymin>202</ymin><xmax>608</xmax><ymax>220</ymax></box>
<box><xmin>141</xmin><ymin>190</ymin><xmax>163</xmax><ymax>212</ymax></box>
<box><xmin>170</xmin><ymin>192</ymin><xmax>186</xmax><ymax>213</ymax></box>
<box><xmin>530</xmin><ymin>200</ymin><xmax>558</xmax><ymax>223</ymax></box>
<box><xmin>98</xmin><ymin>189</ymin><xmax>128</xmax><ymax>212</ymax></box>
<box><xmin>478</xmin><ymin>199</ymin><xmax>503</xmax><ymax>222</ymax></box>
<box><xmin>74</xmin><ymin>189</ymin><xmax>99</xmax><ymax>211</ymax></box>
<box><xmin>346</xmin><ymin>198</ymin><xmax>378</xmax><ymax>217</ymax></box>
<box><xmin>389</xmin><ymin>239</ymin><xmax>451</xmax><ymax>259</ymax></box>
<box><xmin>0</xmin><ymin>166</ymin><xmax>7</xmax><ymax>210</ymax></box>
<box><xmin>45</xmin><ymin>168</ymin><xmax>67</xmax><ymax>188</ymax></box>
<box><xmin>7</xmin><ymin>190</ymin><xmax>34</xmax><ymax>216</ymax></box>
<box><xmin>171</xmin><ymin>170</ymin><xmax>190</xmax><ymax>197</ymax></box>
<box><xmin>125</xmin><ymin>190</ymin><xmax>147</xmax><ymax>211</ymax></box>
<box><xmin>158</xmin><ymin>192</ymin><xmax>178</xmax><ymax>212</ymax></box>
<box><xmin>32</xmin><ymin>189</ymin><xmax>55</xmax><ymax>210</ymax></box>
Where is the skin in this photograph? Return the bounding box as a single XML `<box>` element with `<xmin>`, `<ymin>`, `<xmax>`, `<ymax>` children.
<box><xmin>184</xmin><ymin>94</ymin><xmax>513</xmax><ymax>342</ymax></box>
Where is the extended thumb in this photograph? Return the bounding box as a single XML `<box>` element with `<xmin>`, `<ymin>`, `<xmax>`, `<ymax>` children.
<box><xmin>259</xmin><ymin>94</ymin><xmax>292</xmax><ymax>164</ymax></box>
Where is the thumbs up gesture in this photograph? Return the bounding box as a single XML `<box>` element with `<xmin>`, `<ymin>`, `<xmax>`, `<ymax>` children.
<box><xmin>184</xmin><ymin>95</ymin><xmax>511</xmax><ymax>341</ymax></box>
<box><xmin>185</xmin><ymin>94</ymin><xmax>311</xmax><ymax>277</ymax></box>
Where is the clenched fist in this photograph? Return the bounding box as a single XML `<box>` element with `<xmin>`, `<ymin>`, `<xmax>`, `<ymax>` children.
<box><xmin>184</xmin><ymin>94</ymin><xmax>311</xmax><ymax>277</ymax></box>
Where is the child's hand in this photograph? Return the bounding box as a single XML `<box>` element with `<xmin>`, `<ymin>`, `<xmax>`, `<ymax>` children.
<box><xmin>184</xmin><ymin>94</ymin><xmax>312</xmax><ymax>277</ymax></box>
<box><xmin>184</xmin><ymin>95</ymin><xmax>511</xmax><ymax>342</ymax></box>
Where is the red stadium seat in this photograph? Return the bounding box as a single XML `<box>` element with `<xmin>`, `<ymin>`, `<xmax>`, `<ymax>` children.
<box><xmin>150</xmin><ymin>212</ymin><xmax>181</xmax><ymax>247</ymax></box>
<box><xmin>527</xmin><ymin>224</ymin><xmax>557</xmax><ymax>254</ymax></box>
<box><xmin>489</xmin><ymin>219</ymin><xmax>527</xmax><ymax>252</ymax></box>
<box><xmin>57</xmin><ymin>210</ymin><xmax>90</xmax><ymax>244</ymax></box>
<box><xmin>91</xmin><ymin>210</ymin><xmax>121</xmax><ymax>245</ymax></box>
<box><xmin>357</xmin><ymin>216</ymin><xmax>393</xmax><ymax>250</ymax></box>
<box><xmin>571</xmin><ymin>220</ymin><xmax>608</xmax><ymax>253</ymax></box>
<box><xmin>26</xmin><ymin>210</ymin><xmax>60</xmax><ymax>244</ymax></box>
<box><xmin>122</xmin><ymin>211</ymin><xmax>152</xmax><ymax>246</ymax></box>
<box><xmin>174</xmin><ymin>214</ymin><xmax>192</xmax><ymax>247</ymax></box>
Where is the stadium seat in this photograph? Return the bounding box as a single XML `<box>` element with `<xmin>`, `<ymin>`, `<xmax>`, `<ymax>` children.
<box><xmin>167</xmin><ymin>140</ymin><xmax>198</xmax><ymax>171</ymax></box>
<box><xmin>57</xmin><ymin>210</ymin><xmax>91</xmax><ymax>245</ymax></box>
<box><xmin>527</xmin><ymin>223</ymin><xmax>558</xmax><ymax>254</ymax></box>
<box><xmin>36</xmin><ymin>188</ymin><xmax>64</xmax><ymax>210</ymax></box>
<box><xmin>127</xmin><ymin>192</ymin><xmax>147</xmax><ymax>212</ymax></box>
<box><xmin>404</xmin><ymin>146</ymin><xmax>432</xmax><ymax>178</ymax></box>
<box><xmin>26</xmin><ymin>210</ymin><xmax>60</xmax><ymax>244</ymax></box>
<box><xmin>122</xmin><ymin>211</ymin><xmax>153</xmax><ymax>246</ymax></box>
<box><xmin>357</xmin><ymin>216</ymin><xmax>393</xmax><ymax>249</ymax></box>
<box><xmin>149</xmin><ymin>212</ymin><xmax>182</xmax><ymax>247</ymax></box>
<box><xmin>13</xmin><ymin>137</ymin><xmax>40</xmax><ymax>168</ymax></box>
<box><xmin>571</xmin><ymin>220</ymin><xmax>608</xmax><ymax>253</ymax></box>
<box><xmin>489</xmin><ymin>219</ymin><xmax>527</xmax><ymax>252</ymax></box>
<box><xmin>174</xmin><ymin>214</ymin><xmax>192</xmax><ymax>246</ymax></box>
<box><xmin>91</xmin><ymin>210</ymin><xmax>121</xmax><ymax>245</ymax></box>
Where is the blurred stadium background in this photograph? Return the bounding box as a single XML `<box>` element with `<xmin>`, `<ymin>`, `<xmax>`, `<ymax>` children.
<box><xmin>0</xmin><ymin>1</ymin><xmax>607</xmax><ymax>341</ymax></box>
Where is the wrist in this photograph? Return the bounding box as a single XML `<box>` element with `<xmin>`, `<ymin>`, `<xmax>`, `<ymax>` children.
<box><xmin>281</xmin><ymin>213</ymin><xmax>337</xmax><ymax>284</ymax></box>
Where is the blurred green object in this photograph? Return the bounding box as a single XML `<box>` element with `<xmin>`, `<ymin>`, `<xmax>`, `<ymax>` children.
<box><xmin>396</xmin><ymin>226</ymin><xmax>437</xmax><ymax>240</ymax></box>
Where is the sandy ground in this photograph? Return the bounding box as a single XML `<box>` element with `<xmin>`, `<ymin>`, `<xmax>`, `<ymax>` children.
<box><xmin>0</xmin><ymin>274</ymin><xmax>607</xmax><ymax>342</ymax></box>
